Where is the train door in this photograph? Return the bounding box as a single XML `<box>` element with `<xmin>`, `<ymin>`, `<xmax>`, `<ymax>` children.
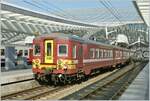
<box><xmin>45</xmin><ymin>40</ymin><xmax>53</xmax><ymax>63</ymax></box>
<box><xmin>77</xmin><ymin>44</ymin><xmax>83</xmax><ymax>68</ymax></box>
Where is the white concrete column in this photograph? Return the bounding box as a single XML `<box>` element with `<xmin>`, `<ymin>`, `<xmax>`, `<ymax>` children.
<box><xmin>105</xmin><ymin>26</ymin><xmax>108</xmax><ymax>39</ymax></box>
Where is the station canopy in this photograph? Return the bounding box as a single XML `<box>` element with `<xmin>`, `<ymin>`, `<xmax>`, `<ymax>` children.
<box><xmin>133</xmin><ymin>0</ymin><xmax>150</xmax><ymax>26</ymax></box>
<box><xmin>1</xmin><ymin>0</ymin><xmax>147</xmax><ymax>44</ymax></box>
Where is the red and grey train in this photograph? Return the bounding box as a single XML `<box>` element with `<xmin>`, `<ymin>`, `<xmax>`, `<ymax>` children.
<box><xmin>32</xmin><ymin>33</ymin><xmax>134</xmax><ymax>84</ymax></box>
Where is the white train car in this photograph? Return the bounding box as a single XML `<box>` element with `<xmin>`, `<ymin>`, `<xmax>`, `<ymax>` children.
<box><xmin>1</xmin><ymin>44</ymin><xmax>32</xmax><ymax>71</ymax></box>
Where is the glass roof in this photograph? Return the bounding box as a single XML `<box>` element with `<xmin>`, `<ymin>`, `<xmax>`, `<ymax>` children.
<box><xmin>2</xmin><ymin>0</ymin><xmax>142</xmax><ymax>24</ymax></box>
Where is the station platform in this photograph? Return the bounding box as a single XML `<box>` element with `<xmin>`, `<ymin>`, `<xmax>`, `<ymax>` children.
<box><xmin>119</xmin><ymin>63</ymin><xmax>149</xmax><ymax>100</ymax></box>
<box><xmin>1</xmin><ymin>69</ymin><xmax>33</xmax><ymax>84</ymax></box>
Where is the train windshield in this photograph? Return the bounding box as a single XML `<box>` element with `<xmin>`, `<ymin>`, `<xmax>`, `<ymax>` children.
<box><xmin>34</xmin><ymin>44</ymin><xmax>40</xmax><ymax>56</ymax></box>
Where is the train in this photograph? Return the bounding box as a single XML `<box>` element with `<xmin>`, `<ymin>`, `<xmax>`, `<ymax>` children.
<box><xmin>32</xmin><ymin>33</ymin><xmax>134</xmax><ymax>85</ymax></box>
<box><xmin>1</xmin><ymin>45</ymin><xmax>33</xmax><ymax>71</ymax></box>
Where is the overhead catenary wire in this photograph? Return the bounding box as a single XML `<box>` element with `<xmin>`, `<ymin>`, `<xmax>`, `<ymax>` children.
<box><xmin>42</xmin><ymin>1</ymin><xmax>115</xmax><ymax>23</ymax></box>
<box><xmin>22</xmin><ymin>0</ymin><xmax>73</xmax><ymax>19</ymax></box>
<box><xmin>98</xmin><ymin>0</ymin><xmax>132</xmax><ymax>40</ymax></box>
<box><xmin>34</xmin><ymin>0</ymin><xmax>81</xmax><ymax>20</ymax></box>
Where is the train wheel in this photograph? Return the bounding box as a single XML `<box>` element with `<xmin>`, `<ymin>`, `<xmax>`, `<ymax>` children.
<box><xmin>51</xmin><ymin>74</ymin><xmax>59</xmax><ymax>86</ymax></box>
<box><xmin>83</xmin><ymin>74</ymin><xmax>88</xmax><ymax>81</ymax></box>
<box><xmin>34</xmin><ymin>74</ymin><xmax>44</xmax><ymax>85</ymax></box>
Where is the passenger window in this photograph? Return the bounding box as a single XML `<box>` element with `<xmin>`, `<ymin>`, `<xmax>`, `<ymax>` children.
<box><xmin>18</xmin><ymin>50</ymin><xmax>23</xmax><ymax>56</ymax></box>
<box><xmin>72</xmin><ymin>45</ymin><xmax>76</xmax><ymax>58</ymax></box>
<box><xmin>1</xmin><ymin>49</ymin><xmax>5</xmax><ymax>56</ymax></box>
<box><xmin>107</xmin><ymin>50</ymin><xmax>109</xmax><ymax>58</ymax></box>
<box><xmin>116</xmin><ymin>51</ymin><xmax>118</xmax><ymax>57</ymax></box>
<box><xmin>95</xmin><ymin>49</ymin><xmax>99</xmax><ymax>59</ymax></box>
<box><xmin>34</xmin><ymin>44</ymin><xmax>40</xmax><ymax>56</ymax></box>
<box><xmin>58</xmin><ymin>44</ymin><xmax>68</xmax><ymax>56</ymax></box>
<box><xmin>89</xmin><ymin>48</ymin><xmax>95</xmax><ymax>58</ymax></box>
<box><xmin>24</xmin><ymin>50</ymin><xmax>28</xmax><ymax>56</ymax></box>
<box><xmin>99</xmin><ymin>49</ymin><xmax>103</xmax><ymax>58</ymax></box>
<box><xmin>120</xmin><ymin>51</ymin><xmax>122</xmax><ymax>57</ymax></box>
<box><xmin>110</xmin><ymin>50</ymin><xmax>113</xmax><ymax>58</ymax></box>
<box><xmin>103</xmin><ymin>50</ymin><xmax>106</xmax><ymax>58</ymax></box>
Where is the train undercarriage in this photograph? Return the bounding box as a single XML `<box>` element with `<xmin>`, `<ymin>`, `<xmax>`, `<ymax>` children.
<box><xmin>33</xmin><ymin>61</ymin><xmax>130</xmax><ymax>85</ymax></box>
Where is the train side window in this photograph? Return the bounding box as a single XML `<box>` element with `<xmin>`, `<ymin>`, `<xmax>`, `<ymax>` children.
<box><xmin>116</xmin><ymin>51</ymin><xmax>118</xmax><ymax>57</ymax></box>
<box><xmin>89</xmin><ymin>48</ymin><xmax>95</xmax><ymax>58</ymax></box>
<box><xmin>103</xmin><ymin>50</ymin><xmax>105</xmax><ymax>58</ymax></box>
<box><xmin>120</xmin><ymin>51</ymin><xmax>122</xmax><ymax>57</ymax></box>
<box><xmin>58</xmin><ymin>44</ymin><xmax>68</xmax><ymax>56</ymax></box>
<box><xmin>107</xmin><ymin>50</ymin><xmax>109</xmax><ymax>58</ymax></box>
<box><xmin>1</xmin><ymin>49</ymin><xmax>5</xmax><ymax>56</ymax></box>
<box><xmin>105</xmin><ymin>50</ymin><xmax>107</xmax><ymax>58</ymax></box>
<box><xmin>24</xmin><ymin>50</ymin><xmax>28</xmax><ymax>56</ymax></box>
<box><xmin>108</xmin><ymin>50</ymin><xmax>110</xmax><ymax>58</ymax></box>
<box><xmin>95</xmin><ymin>49</ymin><xmax>99</xmax><ymax>59</ymax></box>
<box><xmin>106</xmin><ymin>50</ymin><xmax>108</xmax><ymax>58</ymax></box>
<box><xmin>34</xmin><ymin>45</ymin><xmax>40</xmax><ymax>56</ymax></box>
<box><xmin>72</xmin><ymin>45</ymin><xmax>76</xmax><ymax>58</ymax></box>
<box><xmin>104</xmin><ymin>50</ymin><xmax>107</xmax><ymax>58</ymax></box>
<box><xmin>100</xmin><ymin>49</ymin><xmax>103</xmax><ymax>58</ymax></box>
<box><xmin>18</xmin><ymin>50</ymin><xmax>23</xmax><ymax>56</ymax></box>
<box><xmin>110</xmin><ymin>50</ymin><xmax>113</xmax><ymax>58</ymax></box>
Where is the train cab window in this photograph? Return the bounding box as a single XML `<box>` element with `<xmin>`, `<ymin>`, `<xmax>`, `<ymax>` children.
<box><xmin>89</xmin><ymin>48</ymin><xmax>95</xmax><ymax>58</ymax></box>
<box><xmin>95</xmin><ymin>49</ymin><xmax>99</xmax><ymax>58</ymax></box>
<box><xmin>24</xmin><ymin>50</ymin><xmax>28</xmax><ymax>56</ymax></box>
<box><xmin>34</xmin><ymin>45</ymin><xmax>40</xmax><ymax>56</ymax></box>
<box><xmin>1</xmin><ymin>49</ymin><xmax>5</xmax><ymax>56</ymax></box>
<box><xmin>72</xmin><ymin>45</ymin><xmax>76</xmax><ymax>58</ymax></box>
<box><xmin>58</xmin><ymin>44</ymin><xmax>68</xmax><ymax>56</ymax></box>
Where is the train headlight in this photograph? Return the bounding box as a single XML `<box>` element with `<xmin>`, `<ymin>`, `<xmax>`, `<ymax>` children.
<box><xmin>63</xmin><ymin>66</ymin><xmax>67</xmax><ymax>69</ymax></box>
<box><xmin>33</xmin><ymin>59</ymin><xmax>40</xmax><ymax>68</ymax></box>
<box><xmin>35</xmin><ymin>59</ymin><xmax>39</xmax><ymax>64</ymax></box>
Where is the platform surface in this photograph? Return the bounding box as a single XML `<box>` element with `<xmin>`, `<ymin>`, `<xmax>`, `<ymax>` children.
<box><xmin>1</xmin><ymin>69</ymin><xmax>33</xmax><ymax>84</ymax></box>
<box><xmin>119</xmin><ymin>63</ymin><xmax>149</xmax><ymax>100</ymax></box>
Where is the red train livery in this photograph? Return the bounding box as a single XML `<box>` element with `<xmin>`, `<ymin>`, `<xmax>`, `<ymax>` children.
<box><xmin>32</xmin><ymin>33</ymin><xmax>133</xmax><ymax>84</ymax></box>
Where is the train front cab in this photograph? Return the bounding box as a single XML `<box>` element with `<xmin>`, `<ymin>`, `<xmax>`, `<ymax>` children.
<box><xmin>32</xmin><ymin>38</ymin><xmax>83</xmax><ymax>83</ymax></box>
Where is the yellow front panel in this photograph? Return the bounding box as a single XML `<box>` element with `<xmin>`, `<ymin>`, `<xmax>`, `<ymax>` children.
<box><xmin>45</xmin><ymin>40</ymin><xmax>53</xmax><ymax>63</ymax></box>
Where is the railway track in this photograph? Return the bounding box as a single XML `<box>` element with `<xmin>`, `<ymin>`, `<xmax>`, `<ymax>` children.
<box><xmin>2</xmin><ymin>62</ymin><xmax>146</xmax><ymax>100</ymax></box>
<box><xmin>61</xmin><ymin>62</ymin><xmax>147</xmax><ymax>100</ymax></box>
<box><xmin>1</xmin><ymin>85</ymin><xmax>70</xmax><ymax>100</ymax></box>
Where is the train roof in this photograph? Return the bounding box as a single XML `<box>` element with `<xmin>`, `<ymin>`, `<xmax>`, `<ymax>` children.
<box><xmin>35</xmin><ymin>33</ymin><xmax>129</xmax><ymax>50</ymax></box>
<box><xmin>35</xmin><ymin>33</ymin><xmax>84</xmax><ymax>42</ymax></box>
